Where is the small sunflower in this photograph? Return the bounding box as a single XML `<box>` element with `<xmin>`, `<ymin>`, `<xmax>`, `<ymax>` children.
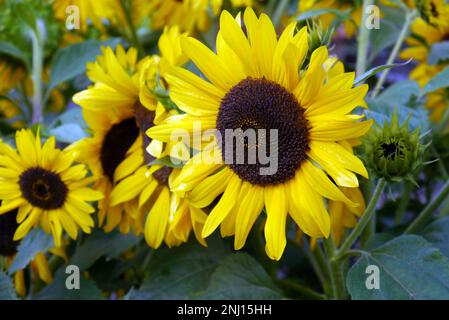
<box><xmin>416</xmin><ymin>0</ymin><xmax>449</xmax><ymax>28</ymax></box>
<box><xmin>148</xmin><ymin>0</ymin><xmax>215</xmax><ymax>32</ymax></box>
<box><xmin>52</xmin><ymin>0</ymin><xmax>115</xmax><ymax>31</ymax></box>
<box><xmin>148</xmin><ymin>8</ymin><xmax>371</xmax><ymax>260</ymax></box>
<box><xmin>0</xmin><ymin>129</ymin><xmax>103</xmax><ymax>247</ymax></box>
<box><xmin>297</xmin><ymin>0</ymin><xmax>363</xmax><ymax>37</ymax></box>
<box><xmin>0</xmin><ymin>208</ymin><xmax>54</xmax><ymax>297</ymax></box>
<box><xmin>0</xmin><ymin>58</ymin><xmax>24</xmax><ymax>94</ymax></box>
<box><xmin>400</xmin><ymin>14</ymin><xmax>449</xmax><ymax>124</ymax></box>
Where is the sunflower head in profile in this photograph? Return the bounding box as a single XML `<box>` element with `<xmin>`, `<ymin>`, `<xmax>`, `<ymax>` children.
<box><xmin>0</xmin><ymin>129</ymin><xmax>103</xmax><ymax>247</ymax></box>
<box><xmin>147</xmin><ymin>8</ymin><xmax>371</xmax><ymax>260</ymax></box>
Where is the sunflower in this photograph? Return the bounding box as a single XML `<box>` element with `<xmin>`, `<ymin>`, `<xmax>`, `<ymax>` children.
<box><xmin>0</xmin><ymin>129</ymin><xmax>103</xmax><ymax>248</ymax></box>
<box><xmin>415</xmin><ymin>0</ymin><xmax>449</xmax><ymax>28</ymax></box>
<box><xmin>147</xmin><ymin>8</ymin><xmax>371</xmax><ymax>260</ymax></box>
<box><xmin>105</xmin><ymin>28</ymin><xmax>208</xmax><ymax>248</ymax></box>
<box><xmin>72</xmin><ymin>29</ymin><xmax>206</xmax><ymax>246</ymax></box>
<box><xmin>400</xmin><ymin>14</ymin><xmax>449</xmax><ymax>124</ymax></box>
<box><xmin>72</xmin><ymin>45</ymin><xmax>141</xmax><ymax>233</ymax></box>
<box><xmin>0</xmin><ymin>208</ymin><xmax>54</xmax><ymax>297</ymax></box>
<box><xmin>52</xmin><ymin>0</ymin><xmax>115</xmax><ymax>31</ymax></box>
<box><xmin>297</xmin><ymin>0</ymin><xmax>363</xmax><ymax>37</ymax></box>
<box><xmin>149</xmin><ymin>0</ymin><xmax>214</xmax><ymax>32</ymax></box>
<box><xmin>0</xmin><ymin>58</ymin><xmax>24</xmax><ymax>94</ymax></box>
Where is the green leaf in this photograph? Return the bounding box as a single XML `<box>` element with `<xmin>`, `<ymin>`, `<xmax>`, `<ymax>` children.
<box><xmin>376</xmin><ymin>80</ymin><xmax>421</xmax><ymax>106</ymax></box>
<box><xmin>295</xmin><ymin>8</ymin><xmax>352</xmax><ymax>22</ymax></box>
<box><xmin>49</xmin><ymin>123</ymin><xmax>87</xmax><ymax>144</ymax></box>
<box><xmin>34</xmin><ymin>268</ymin><xmax>104</xmax><ymax>300</ymax></box>
<box><xmin>347</xmin><ymin>235</ymin><xmax>449</xmax><ymax>299</ymax></box>
<box><xmin>57</xmin><ymin>107</ymin><xmax>88</xmax><ymax>129</ymax></box>
<box><xmin>0</xmin><ymin>271</ymin><xmax>17</xmax><ymax>300</ymax></box>
<box><xmin>428</xmin><ymin>41</ymin><xmax>449</xmax><ymax>65</ymax></box>
<box><xmin>129</xmin><ymin>237</ymin><xmax>227</xmax><ymax>300</ymax></box>
<box><xmin>69</xmin><ymin>230</ymin><xmax>141</xmax><ymax>271</ymax></box>
<box><xmin>354</xmin><ymin>60</ymin><xmax>412</xmax><ymax>85</ymax></box>
<box><xmin>369</xmin><ymin>20</ymin><xmax>401</xmax><ymax>63</ymax></box>
<box><xmin>365</xmin><ymin>96</ymin><xmax>429</xmax><ymax>132</ymax></box>
<box><xmin>422</xmin><ymin>65</ymin><xmax>449</xmax><ymax>95</ymax></box>
<box><xmin>421</xmin><ymin>217</ymin><xmax>449</xmax><ymax>259</ymax></box>
<box><xmin>196</xmin><ymin>253</ymin><xmax>283</xmax><ymax>300</ymax></box>
<box><xmin>47</xmin><ymin>38</ymin><xmax>120</xmax><ymax>92</ymax></box>
<box><xmin>8</xmin><ymin>229</ymin><xmax>53</xmax><ymax>274</ymax></box>
<box><xmin>0</xmin><ymin>40</ymin><xmax>30</xmax><ymax>69</ymax></box>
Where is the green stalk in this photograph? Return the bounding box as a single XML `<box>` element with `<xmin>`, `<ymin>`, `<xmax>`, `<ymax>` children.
<box><xmin>30</xmin><ymin>23</ymin><xmax>44</xmax><ymax>124</ymax></box>
<box><xmin>272</xmin><ymin>0</ymin><xmax>289</xmax><ymax>29</ymax></box>
<box><xmin>394</xmin><ymin>181</ymin><xmax>412</xmax><ymax>224</ymax></box>
<box><xmin>274</xmin><ymin>278</ymin><xmax>325</xmax><ymax>300</ymax></box>
<box><xmin>335</xmin><ymin>178</ymin><xmax>386</xmax><ymax>260</ymax></box>
<box><xmin>119</xmin><ymin>0</ymin><xmax>144</xmax><ymax>57</ymax></box>
<box><xmin>303</xmin><ymin>241</ymin><xmax>333</xmax><ymax>297</ymax></box>
<box><xmin>405</xmin><ymin>179</ymin><xmax>449</xmax><ymax>233</ymax></box>
<box><xmin>356</xmin><ymin>0</ymin><xmax>374</xmax><ymax>77</ymax></box>
<box><xmin>323</xmin><ymin>238</ymin><xmax>347</xmax><ymax>300</ymax></box>
<box><xmin>371</xmin><ymin>9</ymin><xmax>417</xmax><ymax>98</ymax></box>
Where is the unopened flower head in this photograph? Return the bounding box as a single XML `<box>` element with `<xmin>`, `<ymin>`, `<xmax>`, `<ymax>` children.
<box><xmin>363</xmin><ymin>112</ymin><xmax>428</xmax><ymax>183</ymax></box>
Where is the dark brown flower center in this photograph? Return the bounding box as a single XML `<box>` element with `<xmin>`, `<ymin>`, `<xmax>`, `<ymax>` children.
<box><xmin>19</xmin><ymin>167</ymin><xmax>68</xmax><ymax>209</ymax></box>
<box><xmin>134</xmin><ymin>102</ymin><xmax>156</xmax><ymax>165</ymax></box>
<box><xmin>100</xmin><ymin>118</ymin><xmax>139</xmax><ymax>182</ymax></box>
<box><xmin>216</xmin><ymin>77</ymin><xmax>310</xmax><ymax>185</ymax></box>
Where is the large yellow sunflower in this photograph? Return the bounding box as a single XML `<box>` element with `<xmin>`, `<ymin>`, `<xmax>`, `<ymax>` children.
<box><xmin>0</xmin><ymin>129</ymin><xmax>103</xmax><ymax>247</ymax></box>
<box><xmin>148</xmin><ymin>8</ymin><xmax>371</xmax><ymax>260</ymax></box>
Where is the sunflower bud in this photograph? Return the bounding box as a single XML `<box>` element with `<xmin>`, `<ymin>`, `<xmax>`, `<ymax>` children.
<box><xmin>306</xmin><ymin>21</ymin><xmax>334</xmax><ymax>62</ymax></box>
<box><xmin>363</xmin><ymin>112</ymin><xmax>428</xmax><ymax>183</ymax></box>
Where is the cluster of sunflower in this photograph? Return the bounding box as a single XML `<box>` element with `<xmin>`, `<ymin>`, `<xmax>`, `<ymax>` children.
<box><xmin>1</xmin><ymin>0</ymin><xmax>449</xmax><ymax>300</ymax></box>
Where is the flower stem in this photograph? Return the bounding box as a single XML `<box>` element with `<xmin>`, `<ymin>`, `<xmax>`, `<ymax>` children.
<box><xmin>394</xmin><ymin>181</ymin><xmax>412</xmax><ymax>224</ymax></box>
<box><xmin>335</xmin><ymin>178</ymin><xmax>386</xmax><ymax>260</ymax></box>
<box><xmin>356</xmin><ymin>0</ymin><xmax>374</xmax><ymax>77</ymax></box>
<box><xmin>404</xmin><ymin>179</ymin><xmax>449</xmax><ymax>234</ymax></box>
<box><xmin>119</xmin><ymin>0</ymin><xmax>144</xmax><ymax>57</ymax></box>
<box><xmin>274</xmin><ymin>278</ymin><xmax>325</xmax><ymax>300</ymax></box>
<box><xmin>371</xmin><ymin>9</ymin><xmax>417</xmax><ymax>98</ymax></box>
<box><xmin>323</xmin><ymin>238</ymin><xmax>347</xmax><ymax>300</ymax></box>
<box><xmin>272</xmin><ymin>0</ymin><xmax>289</xmax><ymax>29</ymax></box>
<box><xmin>30</xmin><ymin>23</ymin><xmax>44</xmax><ymax>124</ymax></box>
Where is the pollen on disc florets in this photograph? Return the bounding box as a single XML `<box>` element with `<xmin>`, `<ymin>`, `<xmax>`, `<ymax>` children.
<box><xmin>362</xmin><ymin>112</ymin><xmax>428</xmax><ymax>183</ymax></box>
<box><xmin>216</xmin><ymin>77</ymin><xmax>310</xmax><ymax>186</ymax></box>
